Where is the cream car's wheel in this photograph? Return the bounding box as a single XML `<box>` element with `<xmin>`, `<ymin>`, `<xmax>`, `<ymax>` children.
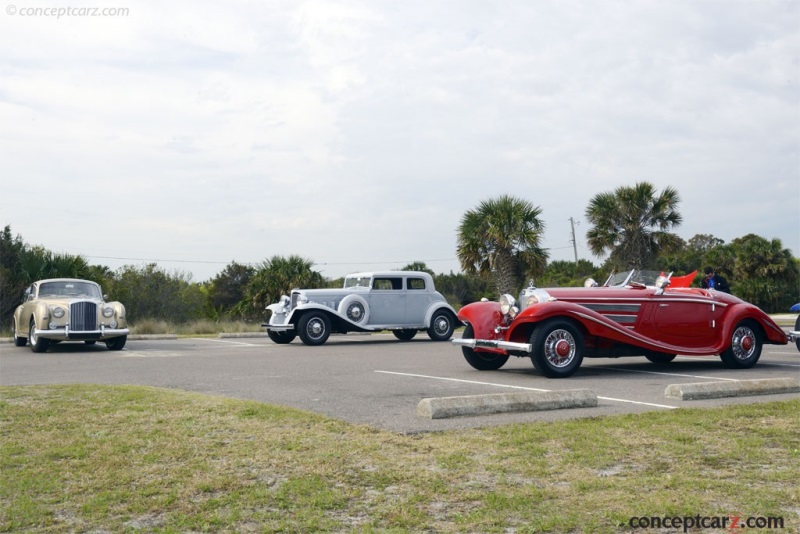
<box><xmin>720</xmin><ymin>321</ymin><xmax>761</xmax><ymax>369</ymax></box>
<box><xmin>13</xmin><ymin>319</ymin><xmax>27</xmax><ymax>347</ymax></box>
<box><xmin>29</xmin><ymin>319</ymin><xmax>50</xmax><ymax>353</ymax></box>
<box><xmin>338</xmin><ymin>295</ymin><xmax>369</xmax><ymax>325</ymax></box>
<box><xmin>105</xmin><ymin>336</ymin><xmax>127</xmax><ymax>351</ymax></box>
<box><xmin>298</xmin><ymin>312</ymin><xmax>331</xmax><ymax>346</ymax></box>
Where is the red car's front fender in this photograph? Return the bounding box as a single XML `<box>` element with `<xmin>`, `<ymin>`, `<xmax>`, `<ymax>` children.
<box><xmin>457</xmin><ymin>301</ymin><xmax>507</xmax><ymax>353</ymax></box>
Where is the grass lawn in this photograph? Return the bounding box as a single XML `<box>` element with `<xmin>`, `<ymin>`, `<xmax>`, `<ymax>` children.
<box><xmin>1</xmin><ymin>385</ymin><xmax>798</xmax><ymax>533</ymax></box>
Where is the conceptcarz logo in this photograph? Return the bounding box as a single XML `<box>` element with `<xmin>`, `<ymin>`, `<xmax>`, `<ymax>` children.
<box><xmin>629</xmin><ymin>515</ymin><xmax>785</xmax><ymax>531</ymax></box>
<box><xmin>6</xmin><ymin>5</ymin><xmax>129</xmax><ymax>17</ymax></box>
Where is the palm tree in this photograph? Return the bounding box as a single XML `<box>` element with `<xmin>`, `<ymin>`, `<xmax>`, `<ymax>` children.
<box><xmin>457</xmin><ymin>195</ymin><xmax>548</xmax><ymax>295</ymax></box>
<box><xmin>236</xmin><ymin>255</ymin><xmax>325</xmax><ymax>320</ymax></box>
<box><xmin>585</xmin><ymin>182</ymin><xmax>682</xmax><ymax>269</ymax></box>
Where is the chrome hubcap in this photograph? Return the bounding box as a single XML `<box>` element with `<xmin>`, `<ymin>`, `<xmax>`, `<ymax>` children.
<box><xmin>346</xmin><ymin>304</ymin><xmax>363</xmax><ymax>322</ymax></box>
<box><xmin>434</xmin><ymin>317</ymin><xmax>449</xmax><ymax>335</ymax></box>
<box><xmin>544</xmin><ymin>329</ymin><xmax>576</xmax><ymax>367</ymax></box>
<box><xmin>731</xmin><ymin>326</ymin><xmax>756</xmax><ymax>360</ymax></box>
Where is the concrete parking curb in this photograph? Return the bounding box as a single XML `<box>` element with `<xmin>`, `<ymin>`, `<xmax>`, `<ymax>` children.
<box><xmin>417</xmin><ymin>389</ymin><xmax>597</xmax><ymax>419</ymax></box>
<box><xmin>665</xmin><ymin>377</ymin><xmax>800</xmax><ymax>401</ymax></box>
<box><xmin>218</xmin><ymin>333</ymin><xmax>269</xmax><ymax>339</ymax></box>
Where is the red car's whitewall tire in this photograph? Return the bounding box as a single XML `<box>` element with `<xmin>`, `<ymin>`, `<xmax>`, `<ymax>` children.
<box><xmin>530</xmin><ymin>319</ymin><xmax>584</xmax><ymax>378</ymax></box>
<box><xmin>720</xmin><ymin>321</ymin><xmax>762</xmax><ymax>369</ymax></box>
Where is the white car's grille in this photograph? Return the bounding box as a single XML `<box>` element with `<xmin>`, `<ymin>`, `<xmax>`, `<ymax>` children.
<box><xmin>290</xmin><ymin>293</ymin><xmax>299</xmax><ymax>310</ymax></box>
<box><xmin>70</xmin><ymin>301</ymin><xmax>97</xmax><ymax>330</ymax></box>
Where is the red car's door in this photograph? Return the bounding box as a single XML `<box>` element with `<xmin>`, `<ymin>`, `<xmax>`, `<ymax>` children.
<box><xmin>648</xmin><ymin>291</ymin><xmax>724</xmax><ymax>348</ymax></box>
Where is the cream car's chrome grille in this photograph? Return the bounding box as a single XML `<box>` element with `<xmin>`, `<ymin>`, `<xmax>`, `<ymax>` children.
<box><xmin>70</xmin><ymin>301</ymin><xmax>97</xmax><ymax>330</ymax></box>
<box><xmin>291</xmin><ymin>293</ymin><xmax>299</xmax><ymax>310</ymax></box>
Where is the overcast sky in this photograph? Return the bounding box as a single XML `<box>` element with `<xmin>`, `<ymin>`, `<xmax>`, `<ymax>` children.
<box><xmin>2</xmin><ymin>0</ymin><xmax>798</xmax><ymax>282</ymax></box>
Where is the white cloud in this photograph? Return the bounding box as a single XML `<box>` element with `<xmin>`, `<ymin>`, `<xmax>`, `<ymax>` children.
<box><xmin>1</xmin><ymin>0</ymin><xmax>797</xmax><ymax>281</ymax></box>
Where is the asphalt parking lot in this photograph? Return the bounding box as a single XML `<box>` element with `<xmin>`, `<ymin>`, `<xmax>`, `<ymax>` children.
<box><xmin>1</xmin><ymin>333</ymin><xmax>798</xmax><ymax>433</ymax></box>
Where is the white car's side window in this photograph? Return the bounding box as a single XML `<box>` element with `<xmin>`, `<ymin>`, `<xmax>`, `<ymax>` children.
<box><xmin>373</xmin><ymin>278</ymin><xmax>402</xmax><ymax>291</ymax></box>
<box><xmin>408</xmin><ymin>278</ymin><xmax>426</xmax><ymax>290</ymax></box>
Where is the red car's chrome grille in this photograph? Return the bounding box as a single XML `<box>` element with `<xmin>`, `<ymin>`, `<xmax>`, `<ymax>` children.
<box><xmin>70</xmin><ymin>301</ymin><xmax>97</xmax><ymax>330</ymax></box>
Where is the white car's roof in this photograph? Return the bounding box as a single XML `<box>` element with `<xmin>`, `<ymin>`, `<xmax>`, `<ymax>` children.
<box><xmin>345</xmin><ymin>271</ymin><xmax>433</xmax><ymax>280</ymax></box>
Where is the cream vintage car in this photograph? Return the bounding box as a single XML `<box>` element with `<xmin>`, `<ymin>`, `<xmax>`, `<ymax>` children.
<box><xmin>263</xmin><ymin>271</ymin><xmax>460</xmax><ymax>345</ymax></box>
<box><xmin>12</xmin><ymin>278</ymin><xmax>129</xmax><ymax>353</ymax></box>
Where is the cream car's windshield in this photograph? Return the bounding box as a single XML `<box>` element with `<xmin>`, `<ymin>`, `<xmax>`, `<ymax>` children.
<box><xmin>39</xmin><ymin>281</ymin><xmax>102</xmax><ymax>298</ymax></box>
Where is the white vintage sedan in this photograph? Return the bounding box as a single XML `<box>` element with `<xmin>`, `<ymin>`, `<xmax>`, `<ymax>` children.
<box><xmin>263</xmin><ymin>271</ymin><xmax>460</xmax><ymax>345</ymax></box>
<box><xmin>12</xmin><ymin>278</ymin><xmax>129</xmax><ymax>353</ymax></box>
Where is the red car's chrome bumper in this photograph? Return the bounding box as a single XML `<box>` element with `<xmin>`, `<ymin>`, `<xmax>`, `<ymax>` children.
<box><xmin>452</xmin><ymin>337</ymin><xmax>532</xmax><ymax>353</ymax></box>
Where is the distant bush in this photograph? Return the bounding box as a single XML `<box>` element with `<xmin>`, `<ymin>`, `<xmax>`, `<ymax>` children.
<box><xmin>129</xmin><ymin>319</ymin><xmax>171</xmax><ymax>335</ymax></box>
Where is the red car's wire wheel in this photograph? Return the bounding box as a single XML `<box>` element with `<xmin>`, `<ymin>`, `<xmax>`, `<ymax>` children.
<box><xmin>544</xmin><ymin>329</ymin><xmax>577</xmax><ymax>368</ymax></box>
<box><xmin>730</xmin><ymin>326</ymin><xmax>756</xmax><ymax>360</ymax></box>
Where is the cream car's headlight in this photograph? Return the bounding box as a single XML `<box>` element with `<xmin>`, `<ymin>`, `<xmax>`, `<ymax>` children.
<box><xmin>103</xmin><ymin>306</ymin><xmax>114</xmax><ymax>318</ymax></box>
<box><xmin>51</xmin><ymin>306</ymin><xmax>65</xmax><ymax>318</ymax></box>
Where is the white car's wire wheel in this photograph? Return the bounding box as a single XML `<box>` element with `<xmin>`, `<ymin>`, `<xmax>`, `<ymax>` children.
<box><xmin>393</xmin><ymin>329</ymin><xmax>417</xmax><ymax>341</ymax></box>
<box><xmin>267</xmin><ymin>330</ymin><xmax>296</xmax><ymax>344</ymax></box>
<box><xmin>338</xmin><ymin>295</ymin><xmax>370</xmax><ymax>325</ymax></box>
<box><xmin>795</xmin><ymin>315</ymin><xmax>800</xmax><ymax>352</ymax></box>
<box><xmin>427</xmin><ymin>310</ymin><xmax>456</xmax><ymax>341</ymax></box>
<box><xmin>298</xmin><ymin>312</ymin><xmax>332</xmax><ymax>346</ymax></box>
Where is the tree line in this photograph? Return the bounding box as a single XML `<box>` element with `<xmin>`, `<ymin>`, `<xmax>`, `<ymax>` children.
<box><xmin>2</xmin><ymin>182</ymin><xmax>797</xmax><ymax>327</ymax></box>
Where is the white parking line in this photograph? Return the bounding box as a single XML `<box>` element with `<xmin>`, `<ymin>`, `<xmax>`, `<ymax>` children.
<box><xmin>375</xmin><ymin>370</ymin><xmax>677</xmax><ymax>409</ymax></box>
<box><xmin>591</xmin><ymin>366</ymin><xmax>741</xmax><ymax>381</ymax></box>
<box><xmin>374</xmin><ymin>371</ymin><xmax>550</xmax><ymax>391</ymax></box>
<box><xmin>596</xmin><ymin>396</ymin><xmax>676</xmax><ymax>409</ymax></box>
<box><xmin>189</xmin><ymin>338</ymin><xmax>262</xmax><ymax>347</ymax></box>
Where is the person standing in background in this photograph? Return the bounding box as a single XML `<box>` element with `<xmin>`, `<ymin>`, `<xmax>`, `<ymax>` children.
<box><xmin>700</xmin><ymin>267</ymin><xmax>731</xmax><ymax>293</ymax></box>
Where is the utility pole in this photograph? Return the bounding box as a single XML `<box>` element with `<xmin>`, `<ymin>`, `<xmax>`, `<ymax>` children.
<box><xmin>569</xmin><ymin>217</ymin><xmax>579</xmax><ymax>263</ymax></box>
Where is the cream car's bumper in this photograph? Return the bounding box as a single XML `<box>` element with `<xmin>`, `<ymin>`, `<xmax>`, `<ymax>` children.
<box><xmin>35</xmin><ymin>326</ymin><xmax>129</xmax><ymax>340</ymax></box>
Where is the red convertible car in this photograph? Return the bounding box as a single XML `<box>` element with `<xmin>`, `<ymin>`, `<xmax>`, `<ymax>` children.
<box><xmin>452</xmin><ymin>270</ymin><xmax>795</xmax><ymax>378</ymax></box>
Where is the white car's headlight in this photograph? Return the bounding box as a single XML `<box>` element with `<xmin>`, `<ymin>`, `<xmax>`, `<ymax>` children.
<box><xmin>103</xmin><ymin>306</ymin><xmax>114</xmax><ymax>318</ymax></box>
<box><xmin>51</xmin><ymin>306</ymin><xmax>65</xmax><ymax>318</ymax></box>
